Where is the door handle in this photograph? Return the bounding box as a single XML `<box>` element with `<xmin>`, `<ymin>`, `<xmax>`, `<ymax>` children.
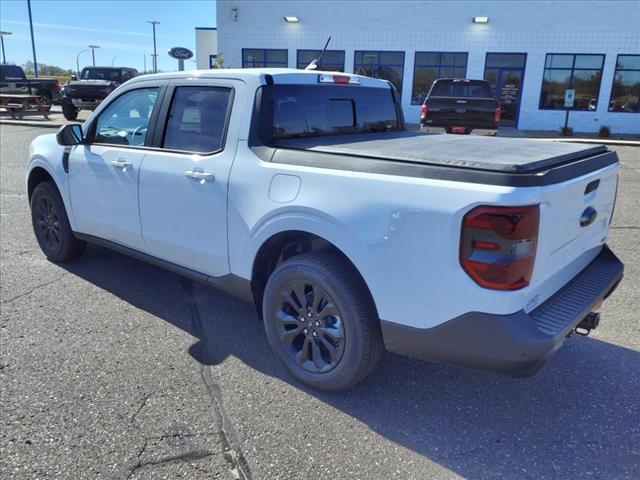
<box><xmin>111</xmin><ymin>159</ymin><xmax>133</xmax><ymax>171</ymax></box>
<box><xmin>185</xmin><ymin>169</ymin><xmax>215</xmax><ymax>184</ymax></box>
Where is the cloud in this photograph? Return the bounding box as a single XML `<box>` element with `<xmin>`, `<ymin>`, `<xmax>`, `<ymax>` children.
<box><xmin>1</xmin><ymin>19</ymin><xmax>190</xmax><ymax>41</ymax></box>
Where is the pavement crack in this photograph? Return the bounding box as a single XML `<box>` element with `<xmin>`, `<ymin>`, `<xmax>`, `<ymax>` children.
<box><xmin>131</xmin><ymin>391</ymin><xmax>155</xmax><ymax>426</ymax></box>
<box><xmin>1</xmin><ymin>272</ymin><xmax>69</xmax><ymax>305</ymax></box>
<box><xmin>125</xmin><ymin>448</ymin><xmax>218</xmax><ymax>479</ymax></box>
<box><xmin>610</xmin><ymin>225</ymin><xmax>639</xmax><ymax>230</ymax></box>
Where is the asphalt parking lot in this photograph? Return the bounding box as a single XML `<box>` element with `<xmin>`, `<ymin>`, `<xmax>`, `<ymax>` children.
<box><xmin>1</xmin><ymin>125</ymin><xmax>639</xmax><ymax>480</ymax></box>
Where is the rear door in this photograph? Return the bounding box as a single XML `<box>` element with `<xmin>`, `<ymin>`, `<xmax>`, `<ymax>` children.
<box><xmin>138</xmin><ymin>80</ymin><xmax>238</xmax><ymax>277</ymax></box>
<box><xmin>0</xmin><ymin>65</ymin><xmax>30</xmax><ymax>95</ymax></box>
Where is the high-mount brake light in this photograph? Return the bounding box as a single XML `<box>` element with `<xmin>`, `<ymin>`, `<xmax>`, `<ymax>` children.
<box><xmin>460</xmin><ymin>205</ymin><xmax>540</xmax><ymax>290</ymax></box>
<box><xmin>318</xmin><ymin>74</ymin><xmax>360</xmax><ymax>85</ymax></box>
<box><xmin>494</xmin><ymin>107</ymin><xmax>501</xmax><ymax>123</ymax></box>
<box><xmin>420</xmin><ymin>104</ymin><xmax>428</xmax><ymax>121</ymax></box>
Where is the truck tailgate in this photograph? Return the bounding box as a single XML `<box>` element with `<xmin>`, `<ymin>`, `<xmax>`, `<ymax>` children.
<box><xmin>425</xmin><ymin>97</ymin><xmax>496</xmax><ymax>129</ymax></box>
<box><xmin>531</xmin><ymin>162</ymin><xmax>618</xmax><ymax>292</ymax></box>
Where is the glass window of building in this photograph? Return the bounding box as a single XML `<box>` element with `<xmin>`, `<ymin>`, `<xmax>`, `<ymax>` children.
<box><xmin>297</xmin><ymin>50</ymin><xmax>345</xmax><ymax>71</ymax></box>
<box><xmin>539</xmin><ymin>54</ymin><xmax>605</xmax><ymax>110</ymax></box>
<box><xmin>242</xmin><ymin>49</ymin><xmax>288</xmax><ymax>68</ymax></box>
<box><xmin>354</xmin><ymin>51</ymin><xmax>405</xmax><ymax>94</ymax></box>
<box><xmin>609</xmin><ymin>55</ymin><xmax>640</xmax><ymax>113</ymax></box>
<box><xmin>412</xmin><ymin>52</ymin><xmax>468</xmax><ymax>104</ymax></box>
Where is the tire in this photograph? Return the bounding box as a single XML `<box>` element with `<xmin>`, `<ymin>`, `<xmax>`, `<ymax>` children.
<box><xmin>263</xmin><ymin>252</ymin><xmax>383</xmax><ymax>391</ymax></box>
<box><xmin>62</xmin><ymin>101</ymin><xmax>78</xmax><ymax>121</ymax></box>
<box><xmin>37</xmin><ymin>91</ymin><xmax>52</xmax><ymax>107</ymax></box>
<box><xmin>30</xmin><ymin>181</ymin><xmax>86</xmax><ymax>262</ymax></box>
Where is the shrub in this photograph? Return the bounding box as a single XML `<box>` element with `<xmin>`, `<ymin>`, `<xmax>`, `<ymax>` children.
<box><xmin>560</xmin><ymin>126</ymin><xmax>573</xmax><ymax>136</ymax></box>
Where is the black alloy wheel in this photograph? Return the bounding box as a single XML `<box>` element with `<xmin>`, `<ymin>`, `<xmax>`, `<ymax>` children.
<box><xmin>275</xmin><ymin>280</ymin><xmax>346</xmax><ymax>373</ymax></box>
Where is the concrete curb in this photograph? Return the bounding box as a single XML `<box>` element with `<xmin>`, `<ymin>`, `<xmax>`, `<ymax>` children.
<box><xmin>0</xmin><ymin>119</ymin><xmax>63</xmax><ymax>129</ymax></box>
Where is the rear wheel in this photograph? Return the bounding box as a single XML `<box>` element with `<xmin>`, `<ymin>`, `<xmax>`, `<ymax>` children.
<box><xmin>37</xmin><ymin>91</ymin><xmax>52</xmax><ymax>107</ymax></box>
<box><xmin>30</xmin><ymin>181</ymin><xmax>86</xmax><ymax>262</ymax></box>
<box><xmin>263</xmin><ymin>252</ymin><xmax>383</xmax><ymax>391</ymax></box>
<box><xmin>62</xmin><ymin>101</ymin><xmax>78</xmax><ymax>121</ymax></box>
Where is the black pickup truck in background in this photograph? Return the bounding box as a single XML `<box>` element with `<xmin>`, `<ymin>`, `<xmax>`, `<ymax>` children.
<box><xmin>61</xmin><ymin>66</ymin><xmax>138</xmax><ymax>120</ymax></box>
<box><xmin>0</xmin><ymin>65</ymin><xmax>61</xmax><ymax>105</ymax></box>
<box><xmin>420</xmin><ymin>79</ymin><xmax>500</xmax><ymax>135</ymax></box>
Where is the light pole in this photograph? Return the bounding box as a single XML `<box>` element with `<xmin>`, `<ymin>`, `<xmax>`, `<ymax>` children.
<box><xmin>27</xmin><ymin>0</ymin><xmax>38</xmax><ymax>77</ymax></box>
<box><xmin>88</xmin><ymin>45</ymin><xmax>100</xmax><ymax>66</ymax></box>
<box><xmin>111</xmin><ymin>57</ymin><xmax>117</xmax><ymax>66</ymax></box>
<box><xmin>0</xmin><ymin>31</ymin><xmax>12</xmax><ymax>64</ymax></box>
<box><xmin>147</xmin><ymin>20</ymin><xmax>160</xmax><ymax>73</ymax></box>
<box><xmin>76</xmin><ymin>48</ymin><xmax>89</xmax><ymax>77</ymax></box>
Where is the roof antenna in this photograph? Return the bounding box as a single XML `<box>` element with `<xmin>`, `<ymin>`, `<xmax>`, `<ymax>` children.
<box><xmin>305</xmin><ymin>36</ymin><xmax>331</xmax><ymax>70</ymax></box>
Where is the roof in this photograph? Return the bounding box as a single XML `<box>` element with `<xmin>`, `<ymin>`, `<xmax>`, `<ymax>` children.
<box><xmin>127</xmin><ymin>68</ymin><xmax>390</xmax><ymax>88</ymax></box>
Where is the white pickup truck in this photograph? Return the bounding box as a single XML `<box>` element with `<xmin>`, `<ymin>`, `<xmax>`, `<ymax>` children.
<box><xmin>27</xmin><ymin>69</ymin><xmax>623</xmax><ymax>391</ymax></box>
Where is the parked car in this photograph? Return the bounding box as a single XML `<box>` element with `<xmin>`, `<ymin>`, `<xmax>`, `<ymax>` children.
<box><xmin>27</xmin><ymin>69</ymin><xmax>623</xmax><ymax>391</ymax></box>
<box><xmin>421</xmin><ymin>78</ymin><xmax>500</xmax><ymax>135</ymax></box>
<box><xmin>0</xmin><ymin>64</ymin><xmax>61</xmax><ymax>105</ymax></box>
<box><xmin>61</xmin><ymin>66</ymin><xmax>138</xmax><ymax>120</ymax></box>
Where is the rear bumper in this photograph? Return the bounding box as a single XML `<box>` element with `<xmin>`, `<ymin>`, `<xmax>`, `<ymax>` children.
<box><xmin>381</xmin><ymin>245</ymin><xmax>623</xmax><ymax>376</ymax></box>
<box><xmin>420</xmin><ymin>126</ymin><xmax>497</xmax><ymax>136</ymax></box>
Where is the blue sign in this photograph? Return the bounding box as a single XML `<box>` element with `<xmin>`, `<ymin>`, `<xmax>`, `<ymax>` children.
<box><xmin>168</xmin><ymin>47</ymin><xmax>194</xmax><ymax>60</ymax></box>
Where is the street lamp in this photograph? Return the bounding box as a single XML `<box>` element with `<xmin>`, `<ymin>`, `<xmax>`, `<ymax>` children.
<box><xmin>111</xmin><ymin>57</ymin><xmax>117</xmax><ymax>66</ymax></box>
<box><xmin>88</xmin><ymin>45</ymin><xmax>100</xmax><ymax>66</ymax></box>
<box><xmin>27</xmin><ymin>0</ymin><xmax>38</xmax><ymax>77</ymax></box>
<box><xmin>0</xmin><ymin>31</ymin><xmax>12</xmax><ymax>64</ymax></box>
<box><xmin>76</xmin><ymin>48</ymin><xmax>89</xmax><ymax>77</ymax></box>
<box><xmin>147</xmin><ymin>20</ymin><xmax>160</xmax><ymax>73</ymax></box>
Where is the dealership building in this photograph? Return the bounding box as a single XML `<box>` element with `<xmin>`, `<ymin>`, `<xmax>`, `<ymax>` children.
<box><xmin>196</xmin><ymin>0</ymin><xmax>640</xmax><ymax>133</ymax></box>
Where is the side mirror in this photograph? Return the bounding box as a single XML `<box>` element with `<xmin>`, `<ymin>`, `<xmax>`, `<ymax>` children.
<box><xmin>56</xmin><ymin>124</ymin><xmax>84</xmax><ymax>146</ymax></box>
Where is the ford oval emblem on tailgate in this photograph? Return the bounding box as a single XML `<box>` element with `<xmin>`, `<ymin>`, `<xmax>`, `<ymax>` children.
<box><xmin>455</xmin><ymin>108</ymin><xmax>467</xmax><ymax>113</ymax></box>
<box><xmin>580</xmin><ymin>206</ymin><xmax>597</xmax><ymax>227</ymax></box>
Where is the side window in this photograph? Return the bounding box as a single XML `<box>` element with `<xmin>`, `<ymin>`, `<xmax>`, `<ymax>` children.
<box><xmin>94</xmin><ymin>88</ymin><xmax>159</xmax><ymax>146</ymax></box>
<box><xmin>162</xmin><ymin>86</ymin><xmax>232</xmax><ymax>153</ymax></box>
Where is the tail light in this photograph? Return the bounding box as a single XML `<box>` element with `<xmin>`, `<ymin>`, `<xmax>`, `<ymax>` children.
<box><xmin>494</xmin><ymin>107</ymin><xmax>501</xmax><ymax>123</ymax></box>
<box><xmin>318</xmin><ymin>74</ymin><xmax>360</xmax><ymax>85</ymax></box>
<box><xmin>420</xmin><ymin>104</ymin><xmax>428</xmax><ymax>121</ymax></box>
<box><xmin>460</xmin><ymin>205</ymin><xmax>540</xmax><ymax>290</ymax></box>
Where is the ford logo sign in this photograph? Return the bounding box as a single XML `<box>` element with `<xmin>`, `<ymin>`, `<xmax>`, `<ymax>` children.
<box><xmin>168</xmin><ymin>47</ymin><xmax>194</xmax><ymax>60</ymax></box>
<box><xmin>580</xmin><ymin>206</ymin><xmax>597</xmax><ymax>227</ymax></box>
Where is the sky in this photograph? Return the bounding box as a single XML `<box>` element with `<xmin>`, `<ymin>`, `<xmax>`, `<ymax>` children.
<box><xmin>0</xmin><ymin>0</ymin><xmax>217</xmax><ymax>72</ymax></box>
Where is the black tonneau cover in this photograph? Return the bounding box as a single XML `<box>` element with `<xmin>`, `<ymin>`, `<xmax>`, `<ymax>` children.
<box><xmin>274</xmin><ymin>131</ymin><xmax>608</xmax><ymax>174</ymax></box>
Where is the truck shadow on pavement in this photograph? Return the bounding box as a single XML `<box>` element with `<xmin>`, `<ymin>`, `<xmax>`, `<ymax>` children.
<box><xmin>60</xmin><ymin>244</ymin><xmax>640</xmax><ymax>479</ymax></box>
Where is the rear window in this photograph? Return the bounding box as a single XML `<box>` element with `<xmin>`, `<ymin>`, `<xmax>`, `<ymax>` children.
<box><xmin>1</xmin><ymin>65</ymin><xmax>25</xmax><ymax>81</ymax></box>
<box><xmin>429</xmin><ymin>80</ymin><xmax>493</xmax><ymax>99</ymax></box>
<box><xmin>260</xmin><ymin>84</ymin><xmax>400</xmax><ymax>141</ymax></box>
<box><xmin>81</xmin><ymin>68</ymin><xmax>122</xmax><ymax>82</ymax></box>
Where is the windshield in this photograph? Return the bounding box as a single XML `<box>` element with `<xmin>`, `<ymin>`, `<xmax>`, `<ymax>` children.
<box><xmin>260</xmin><ymin>84</ymin><xmax>400</xmax><ymax>141</ymax></box>
<box><xmin>429</xmin><ymin>80</ymin><xmax>493</xmax><ymax>99</ymax></box>
<box><xmin>81</xmin><ymin>68</ymin><xmax>122</xmax><ymax>82</ymax></box>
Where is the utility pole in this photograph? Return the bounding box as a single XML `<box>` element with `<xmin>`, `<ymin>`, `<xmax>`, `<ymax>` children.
<box><xmin>143</xmin><ymin>53</ymin><xmax>146</xmax><ymax>72</ymax></box>
<box><xmin>147</xmin><ymin>20</ymin><xmax>160</xmax><ymax>73</ymax></box>
<box><xmin>0</xmin><ymin>31</ymin><xmax>12</xmax><ymax>64</ymax></box>
<box><xmin>27</xmin><ymin>0</ymin><xmax>38</xmax><ymax>77</ymax></box>
<box><xmin>88</xmin><ymin>45</ymin><xmax>100</xmax><ymax>66</ymax></box>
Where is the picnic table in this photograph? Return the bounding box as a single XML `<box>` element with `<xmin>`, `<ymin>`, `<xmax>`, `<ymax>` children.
<box><xmin>0</xmin><ymin>94</ymin><xmax>51</xmax><ymax>120</ymax></box>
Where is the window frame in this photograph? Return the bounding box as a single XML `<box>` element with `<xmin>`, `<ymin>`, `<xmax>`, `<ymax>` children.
<box><xmin>86</xmin><ymin>84</ymin><xmax>166</xmax><ymax>149</ymax></box>
<box><xmin>154</xmin><ymin>83</ymin><xmax>235</xmax><ymax>156</ymax></box>
<box><xmin>411</xmin><ymin>51</ymin><xmax>468</xmax><ymax>105</ymax></box>
<box><xmin>296</xmin><ymin>49</ymin><xmax>345</xmax><ymax>71</ymax></box>
<box><xmin>539</xmin><ymin>53</ymin><xmax>605</xmax><ymax>111</ymax></box>
<box><xmin>242</xmin><ymin>48</ymin><xmax>288</xmax><ymax>68</ymax></box>
<box><xmin>608</xmin><ymin>54</ymin><xmax>640</xmax><ymax>114</ymax></box>
<box><xmin>353</xmin><ymin>50</ymin><xmax>405</xmax><ymax>94</ymax></box>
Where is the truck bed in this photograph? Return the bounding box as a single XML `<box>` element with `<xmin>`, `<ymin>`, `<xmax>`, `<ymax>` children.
<box><xmin>274</xmin><ymin>131</ymin><xmax>609</xmax><ymax>174</ymax></box>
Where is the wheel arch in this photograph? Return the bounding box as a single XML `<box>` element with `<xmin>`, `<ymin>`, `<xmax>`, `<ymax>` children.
<box><xmin>250</xmin><ymin>229</ymin><xmax>379</xmax><ymax>322</ymax></box>
<box><xmin>27</xmin><ymin>165</ymin><xmax>56</xmax><ymax>200</ymax></box>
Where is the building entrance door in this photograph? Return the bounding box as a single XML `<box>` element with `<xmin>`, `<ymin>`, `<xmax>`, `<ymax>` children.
<box><xmin>484</xmin><ymin>53</ymin><xmax>527</xmax><ymax>128</ymax></box>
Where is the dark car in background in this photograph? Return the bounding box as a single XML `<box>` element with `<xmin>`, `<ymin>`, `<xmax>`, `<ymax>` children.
<box><xmin>61</xmin><ymin>66</ymin><xmax>138</xmax><ymax>120</ymax></box>
<box><xmin>420</xmin><ymin>79</ymin><xmax>500</xmax><ymax>135</ymax></box>
<box><xmin>0</xmin><ymin>64</ymin><xmax>61</xmax><ymax>106</ymax></box>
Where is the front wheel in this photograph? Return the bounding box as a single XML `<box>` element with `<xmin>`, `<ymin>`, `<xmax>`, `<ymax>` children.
<box><xmin>62</xmin><ymin>101</ymin><xmax>78</xmax><ymax>121</ymax></box>
<box><xmin>30</xmin><ymin>181</ymin><xmax>86</xmax><ymax>262</ymax></box>
<box><xmin>263</xmin><ymin>252</ymin><xmax>383</xmax><ymax>391</ymax></box>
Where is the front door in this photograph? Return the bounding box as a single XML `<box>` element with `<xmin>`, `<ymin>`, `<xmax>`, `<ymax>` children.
<box><xmin>138</xmin><ymin>82</ymin><xmax>236</xmax><ymax>277</ymax></box>
<box><xmin>68</xmin><ymin>86</ymin><xmax>161</xmax><ymax>251</ymax></box>
<box><xmin>484</xmin><ymin>53</ymin><xmax>527</xmax><ymax>128</ymax></box>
